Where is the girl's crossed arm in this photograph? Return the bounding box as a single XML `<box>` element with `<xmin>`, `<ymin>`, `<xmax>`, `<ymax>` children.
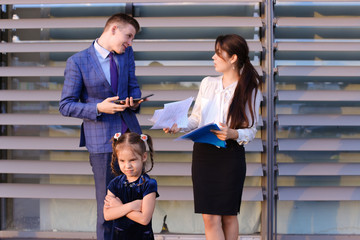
<box><xmin>126</xmin><ymin>192</ymin><xmax>157</xmax><ymax>226</ymax></box>
<box><xmin>103</xmin><ymin>190</ymin><xmax>142</xmax><ymax>221</ymax></box>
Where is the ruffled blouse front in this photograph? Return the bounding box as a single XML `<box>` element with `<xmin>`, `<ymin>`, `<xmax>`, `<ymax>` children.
<box><xmin>185</xmin><ymin>75</ymin><xmax>263</xmax><ymax>144</ymax></box>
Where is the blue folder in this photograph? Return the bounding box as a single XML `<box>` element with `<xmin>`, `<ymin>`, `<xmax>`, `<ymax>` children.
<box><xmin>177</xmin><ymin>123</ymin><xmax>226</xmax><ymax>148</ymax></box>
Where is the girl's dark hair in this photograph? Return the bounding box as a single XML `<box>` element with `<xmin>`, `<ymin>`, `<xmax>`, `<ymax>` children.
<box><xmin>215</xmin><ymin>34</ymin><xmax>262</xmax><ymax>129</ymax></box>
<box><xmin>111</xmin><ymin>132</ymin><xmax>154</xmax><ymax>176</ymax></box>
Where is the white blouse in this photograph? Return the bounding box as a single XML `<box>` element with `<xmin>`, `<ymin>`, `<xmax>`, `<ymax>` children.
<box><xmin>184</xmin><ymin>75</ymin><xmax>263</xmax><ymax>145</ymax></box>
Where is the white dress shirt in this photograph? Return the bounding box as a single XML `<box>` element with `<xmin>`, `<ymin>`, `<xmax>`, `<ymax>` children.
<box><xmin>185</xmin><ymin>75</ymin><xmax>263</xmax><ymax>145</ymax></box>
<box><xmin>94</xmin><ymin>39</ymin><xmax>119</xmax><ymax>86</ymax></box>
<box><xmin>94</xmin><ymin>39</ymin><xmax>113</xmax><ymax>85</ymax></box>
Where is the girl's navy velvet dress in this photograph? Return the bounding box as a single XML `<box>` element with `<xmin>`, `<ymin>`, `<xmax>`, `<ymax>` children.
<box><xmin>107</xmin><ymin>173</ymin><xmax>159</xmax><ymax>240</ymax></box>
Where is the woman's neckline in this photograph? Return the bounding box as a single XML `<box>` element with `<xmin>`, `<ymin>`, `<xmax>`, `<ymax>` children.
<box><xmin>221</xmin><ymin>75</ymin><xmax>237</xmax><ymax>90</ymax></box>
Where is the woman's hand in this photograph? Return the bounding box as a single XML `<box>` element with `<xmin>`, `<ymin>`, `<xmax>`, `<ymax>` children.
<box><xmin>211</xmin><ymin>122</ymin><xmax>238</xmax><ymax>141</ymax></box>
<box><xmin>163</xmin><ymin>123</ymin><xmax>180</xmax><ymax>134</ymax></box>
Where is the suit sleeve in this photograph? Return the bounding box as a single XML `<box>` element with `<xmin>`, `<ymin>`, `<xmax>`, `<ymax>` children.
<box><xmin>126</xmin><ymin>47</ymin><xmax>141</xmax><ymax>113</ymax></box>
<box><xmin>59</xmin><ymin>57</ymin><xmax>98</xmax><ymax>121</ymax></box>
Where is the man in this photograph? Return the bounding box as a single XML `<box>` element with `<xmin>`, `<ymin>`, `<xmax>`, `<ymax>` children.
<box><xmin>59</xmin><ymin>13</ymin><xmax>142</xmax><ymax>240</ymax></box>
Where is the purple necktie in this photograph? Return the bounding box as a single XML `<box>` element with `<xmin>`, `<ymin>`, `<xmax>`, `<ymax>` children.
<box><xmin>109</xmin><ymin>52</ymin><xmax>118</xmax><ymax>93</ymax></box>
<box><xmin>121</xmin><ymin>118</ymin><xmax>128</xmax><ymax>134</ymax></box>
<box><xmin>109</xmin><ymin>52</ymin><xmax>127</xmax><ymax>133</ymax></box>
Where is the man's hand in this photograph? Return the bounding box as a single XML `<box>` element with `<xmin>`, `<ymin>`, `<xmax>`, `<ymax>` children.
<box><xmin>97</xmin><ymin>96</ymin><xmax>129</xmax><ymax>114</ymax></box>
<box><xmin>128</xmin><ymin>97</ymin><xmax>143</xmax><ymax>111</ymax></box>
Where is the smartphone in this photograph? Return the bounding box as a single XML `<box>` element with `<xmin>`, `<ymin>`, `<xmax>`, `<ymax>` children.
<box><xmin>114</xmin><ymin>94</ymin><xmax>154</xmax><ymax>104</ymax></box>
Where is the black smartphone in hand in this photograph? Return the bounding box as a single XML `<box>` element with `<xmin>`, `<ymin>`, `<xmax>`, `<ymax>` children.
<box><xmin>114</xmin><ymin>94</ymin><xmax>154</xmax><ymax>104</ymax></box>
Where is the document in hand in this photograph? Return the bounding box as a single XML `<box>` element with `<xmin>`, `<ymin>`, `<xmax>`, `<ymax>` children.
<box><xmin>150</xmin><ymin>97</ymin><xmax>194</xmax><ymax>129</ymax></box>
<box><xmin>176</xmin><ymin>123</ymin><xmax>226</xmax><ymax>148</ymax></box>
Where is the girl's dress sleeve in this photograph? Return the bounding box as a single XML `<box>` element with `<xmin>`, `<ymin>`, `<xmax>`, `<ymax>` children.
<box><xmin>236</xmin><ymin>88</ymin><xmax>263</xmax><ymax>144</ymax></box>
<box><xmin>142</xmin><ymin>178</ymin><xmax>159</xmax><ymax>198</ymax></box>
<box><xmin>107</xmin><ymin>176</ymin><xmax>119</xmax><ymax>195</ymax></box>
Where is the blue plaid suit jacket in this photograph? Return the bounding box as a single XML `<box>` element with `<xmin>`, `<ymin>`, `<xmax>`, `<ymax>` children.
<box><xmin>59</xmin><ymin>44</ymin><xmax>142</xmax><ymax>153</ymax></box>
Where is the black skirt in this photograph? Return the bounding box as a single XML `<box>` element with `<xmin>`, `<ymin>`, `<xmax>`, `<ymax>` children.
<box><xmin>192</xmin><ymin>140</ymin><xmax>246</xmax><ymax>215</ymax></box>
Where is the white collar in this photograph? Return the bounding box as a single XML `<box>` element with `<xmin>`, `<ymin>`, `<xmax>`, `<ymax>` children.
<box><xmin>94</xmin><ymin>38</ymin><xmax>110</xmax><ymax>59</ymax></box>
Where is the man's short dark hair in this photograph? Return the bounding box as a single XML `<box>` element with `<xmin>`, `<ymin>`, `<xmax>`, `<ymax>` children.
<box><xmin>105</xmin><ymin>13</ymin><xmax>140</xmax><ymax>33</ymax></box>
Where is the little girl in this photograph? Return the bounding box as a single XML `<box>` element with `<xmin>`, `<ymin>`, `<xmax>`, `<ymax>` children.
<box><xmin>103</xmin><ymin>132</ymin><xmax>159</xmax><ymax>240</ymax></box>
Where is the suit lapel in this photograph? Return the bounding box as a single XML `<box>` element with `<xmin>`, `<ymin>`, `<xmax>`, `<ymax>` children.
<box><xmin>116</xmin><ymin>53</ymin><xmax>126</xmax><ymax>98</ymax></box>
<box><xmin>88</xmin><ymin>45</ymin><xmax>112</xmax><ymax>91</ymax></box>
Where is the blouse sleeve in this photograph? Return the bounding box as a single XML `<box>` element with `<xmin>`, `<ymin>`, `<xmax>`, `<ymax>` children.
<box><xmin>182</xmin><ymin>77</ymin><xmax>208</xmax><ymax>132</ymax></box>
<box><xmin>236</xmin><ymin>88</ymin><xmax>263</xmax><ymax>144</ymax></box>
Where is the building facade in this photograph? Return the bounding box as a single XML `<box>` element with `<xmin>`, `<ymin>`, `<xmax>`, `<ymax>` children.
<box><xmin>1</xmin><ymin>1</ymin><xmax>360</xmax><ymax>239</ymax></box>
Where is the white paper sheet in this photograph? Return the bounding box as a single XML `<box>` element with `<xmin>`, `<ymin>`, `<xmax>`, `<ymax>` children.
<box><xmin>149</xmin><ymin>97</ymin><xmax>194</xmax><ymax>129</ymax></box>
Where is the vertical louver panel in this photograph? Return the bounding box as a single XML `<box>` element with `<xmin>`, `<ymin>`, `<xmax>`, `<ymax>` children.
<box><xmin>274</xmin><ymin>0</ymin><xmax>360</xmax><ymax>237</ymax></box>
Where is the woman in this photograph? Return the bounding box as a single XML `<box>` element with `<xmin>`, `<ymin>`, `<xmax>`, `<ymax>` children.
<box><xmin>164</xmin><ymin>34</ymin><xmax>262</xmax><ymax>240</ymax></box>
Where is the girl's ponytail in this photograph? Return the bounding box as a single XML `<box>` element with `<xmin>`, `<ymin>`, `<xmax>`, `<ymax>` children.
<box><xmin>141</xmin><ymin>134</ymin><xmax>154</xmax><ymax>174</ymax></box>
<box><xmin>111</xmin><ymin>132</ymin><xmax>123</xmax><ymax>176</ymax></box>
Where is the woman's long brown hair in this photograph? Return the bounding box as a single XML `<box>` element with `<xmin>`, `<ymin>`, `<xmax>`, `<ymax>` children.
<box><xmin>215</xmin><ymin>34</ymin><xmax>262</xmax><ymax>129</ymax></box>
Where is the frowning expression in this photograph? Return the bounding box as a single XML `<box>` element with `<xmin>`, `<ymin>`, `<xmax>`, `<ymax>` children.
<box><xmin>117</xmin><ymin>145</ymin><xmax>147</xmax><ymax>182</ymax></box>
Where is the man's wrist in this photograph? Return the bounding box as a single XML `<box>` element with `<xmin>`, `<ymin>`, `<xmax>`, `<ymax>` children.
<box><xmin>96</xmin><ymin>104</ymin><xmax>102</xmax><ymax>116</ymax></box>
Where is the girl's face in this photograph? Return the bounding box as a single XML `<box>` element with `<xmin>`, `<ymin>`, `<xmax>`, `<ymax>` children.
<box><xmin>212</xmin><ymin>46</ymin><xmax>232</xmax><ymax>73</ymax></box>
<box><xmin>117</xmin><ymin>145</ymin><xmax>147</xmax><ymax>182</ymax></box>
